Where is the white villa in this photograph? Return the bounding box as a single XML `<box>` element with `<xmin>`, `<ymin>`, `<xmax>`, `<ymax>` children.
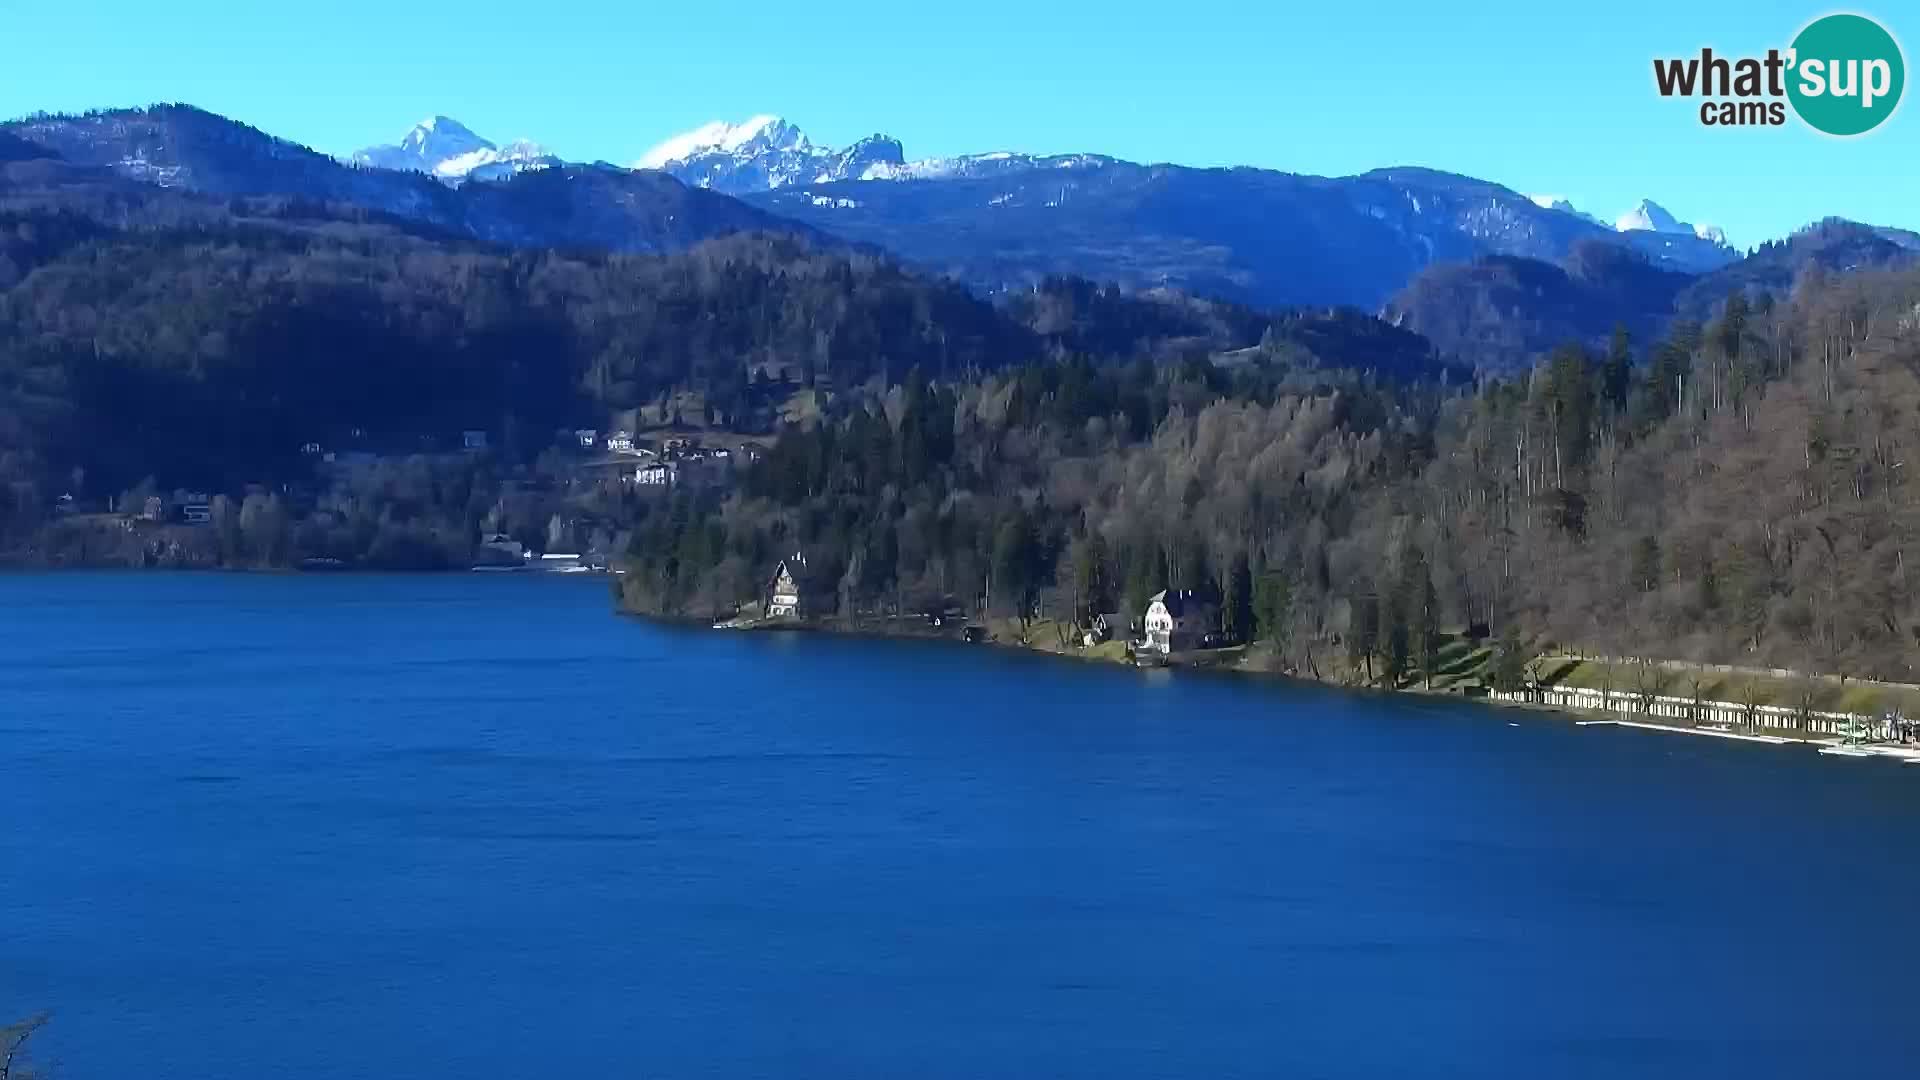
<box><xmin>1142</xmin><ymin>588</ymin><xmax>1221</xmax><ymax>654</ymax></box>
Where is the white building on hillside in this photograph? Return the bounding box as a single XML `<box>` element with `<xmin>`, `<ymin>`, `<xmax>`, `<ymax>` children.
<box><xmin>634</xmin><ymin>462</ymin><xmax>677</xmax><ymax>486</ymax></box>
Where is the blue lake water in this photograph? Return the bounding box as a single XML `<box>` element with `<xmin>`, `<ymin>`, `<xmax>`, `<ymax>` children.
<box><xmin>4</xmin><ymin>572</ymin><xmax>1920</xmax><ymax>1078</ymax></box>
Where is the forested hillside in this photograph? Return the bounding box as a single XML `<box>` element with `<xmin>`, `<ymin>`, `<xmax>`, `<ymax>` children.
<box><xmin>622</xmin><ymin>267</ymin><xmax>1920</xmax><ymax>684</ymax></box>
<box><xmin>1391</xmin><ymin>220</ymin><xmax>1918</xmax><ymax>374</ymax></box>
<box><xmin>1384</xmin><ymin>240</ymin><xmax>1692</xmax><ymax>374</ymax></box>
<box><xmin>0</xmin><ymin>181</ymin><xmax>1447</xmax><ymax>569</ymax></box>
<box><xmin>1479</xmin><ymin>270</ymin><xmax>1920</xmax><ymax>681</ymax></box>
<box><xmin>616</xmin><ymin>349</ymin><xmax>1443</xmax><ymax>619</ymax></box>
<box><xmin>0</xmin><ymin>214</ymin><xmax>1029</xmax><ymax>494</ymax></box>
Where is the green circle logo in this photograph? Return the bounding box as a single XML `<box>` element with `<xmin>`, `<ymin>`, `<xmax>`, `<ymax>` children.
<box><xmin>1788</xmin><ymin>13</ymin><xmax>1905</xmax><ymax>136</ymax></box>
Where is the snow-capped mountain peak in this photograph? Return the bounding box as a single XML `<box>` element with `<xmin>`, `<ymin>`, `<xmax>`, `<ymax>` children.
<box><xmin>633</xmin><ymin>116</ymin><xmax>1116</xmax><ymax>195</ymax></box>
<box><xmin>351</xmin><ymin>116</ymin><xmax>556</xmax><ymax>185</ymax></box>
<box><xmin>1519</xmin><ymin>193</ymin><xmax>1734</xmax><ymax>269</ymax></box>
<box><xmin>634</xmin><ymin>117</ymin><xmax>911</xmax><ymax>192</ymax></box>
<box><xmin>1614</xmin><ymin>198</ymin><xmax>1689</xmax><ymax>235</ymax></box>
<box><xmin>401</xmin><ymin>115</ymin><xmax>482</xmax><ymax>151</ymax></box>
<box><xmin>635</xmin><ymin>115</ymin><xmax>810</xmax><ymax>170</ymax></box>
<box><xmin>1615</xmin><ymin>198</ymin><xmax>1730</xmax><ymax>249</ymax></box>
<box><xmin>1528</xmin><ymin>194</ymin><xmax>1731</xmax><ymax>253</ymax></box>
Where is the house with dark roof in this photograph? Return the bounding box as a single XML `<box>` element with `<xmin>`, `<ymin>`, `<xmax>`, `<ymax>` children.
<box><xmin>765</xmin><ymin>552</ymin><xmax>825</xmax><ymax>620</ymax></box>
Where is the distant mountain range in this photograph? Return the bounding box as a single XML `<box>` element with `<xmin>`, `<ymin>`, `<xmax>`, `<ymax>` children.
<box><xmin>633</xmin><ymin>116</ymin><xmax>1739</xmax><ymax>289</ymax></box>
<box><xmin>1</xmin><ymin>106</ymin><xmax>811</xmax><ymax>254</ymax></box>
<box><xmin>347</xmin><ymin>114</ymin><xmax>1748</xmax><ymax>275</ymax></box>
<box><xmin>631</xmin><ymin>115</ymin><xmax>1121</xmax><ymax>191</ymax></box>
<box><xmin>338</xmin><ymin>111</ymin><xmax>1747</xmax><ymax>303</ymax></box>
<box><xmin>7</xmin><ymin>104</ymin><xmax>1915</xmax><ymax>372</ymax></box>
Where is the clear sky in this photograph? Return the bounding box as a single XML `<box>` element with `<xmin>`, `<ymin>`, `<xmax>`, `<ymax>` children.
<box><xmin>1</xmin><ymin>0</ymin><xmax>1909</xmax><ymax>246</ymax></box>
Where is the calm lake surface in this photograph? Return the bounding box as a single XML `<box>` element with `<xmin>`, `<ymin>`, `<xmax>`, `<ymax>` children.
<box><xmin>5</xmin><ymin>573</ymin><xmax>1920</xmax><ymax>1079</ymax></box>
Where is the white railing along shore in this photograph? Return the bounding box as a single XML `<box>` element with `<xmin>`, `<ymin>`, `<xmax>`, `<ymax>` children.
<box><xmin>1490</xmin><ymin>685</ymin><xmax>1887</xmax><ymax>739</ymax></box>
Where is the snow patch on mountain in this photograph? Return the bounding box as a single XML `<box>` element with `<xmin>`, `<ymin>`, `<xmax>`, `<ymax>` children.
<box><xmin>860</xmin><ymin>151</ymin><xmax>1112</xmax><ymax>183</ymax></box>
<box><xmin>1526</xmin><ymin>194</ymin><xmax>1607</xmax><ymax>227</ymax></box>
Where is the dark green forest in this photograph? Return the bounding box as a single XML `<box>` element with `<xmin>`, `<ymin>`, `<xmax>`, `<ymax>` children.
<box><xmin>0</xmin><ymin>194</ymin><xmax>1438</xmax><ymax>569</ymax></box>
<box><xmin>0</xmin><ymin>218</ymin><xmax>1021</xmax><ymax>490</ymax></box>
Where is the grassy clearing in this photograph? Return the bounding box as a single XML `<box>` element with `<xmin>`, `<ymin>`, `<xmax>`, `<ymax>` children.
<box><xmin>1248</xmin><ymin>629</ymin><xmax>1496</xmax><ymax>691</ymax></box>
<box><xmin>982</xmin><ymin>616</ymin><xmax>1135</xmax><ymax>663</ymax></box>
<box><xmin>1428</xmin><ymin>638</ymin><xmax>1494</xmax><ymax>691</ymax></box>
<box><xmin>779</xmin><ymin>388</ymin><xmax>828</xmax><ymax>427</ymax></box>
<box><xmin>1546</xmin><ymin>656</ymin><xmax>1920</xmax><ymax>715</ymax></box>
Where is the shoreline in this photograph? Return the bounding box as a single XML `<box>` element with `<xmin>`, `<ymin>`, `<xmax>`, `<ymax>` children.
<box><xmin>8</xmin><ymin>568</ymin><xmax>1893</xmax><ymax>766</ymax></box>
<box><xmin>645</xmin><ymin>608</ymin><xmax>1912</xmax><ymax>766</ymax></box>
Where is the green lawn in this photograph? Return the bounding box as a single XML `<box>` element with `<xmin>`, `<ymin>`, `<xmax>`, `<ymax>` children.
<box><xmin>1546</xmin><ymin>656</ymin><xmax>1920</xmax><ymax>715</ymax></box>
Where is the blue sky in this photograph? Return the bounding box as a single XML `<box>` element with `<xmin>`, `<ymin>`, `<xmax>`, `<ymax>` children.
<box><xmin>0</xmin><ymin>0</ymin><xmax>1909</xmax><ymax>246</ymax></box>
